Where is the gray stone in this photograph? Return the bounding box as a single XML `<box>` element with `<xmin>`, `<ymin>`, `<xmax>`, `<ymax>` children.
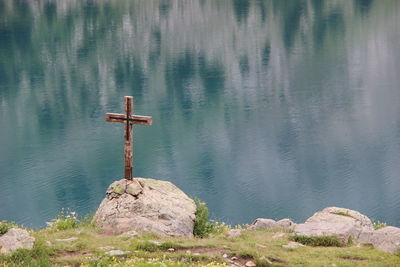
<box><xmin>358</xmin><ymin>226</ymin><xmax>400</xmax><ymax>254</ymax></box>
<box><xmin>245</xmin><ymin>260</ymin><xmax>256</xmax><ymax>267</ymax></box>
<box><xmin>126</xmin><ymin>182</ymin><xmax>143</xmax><ymax>196</ymax></box>
<box><xmin>227</xmin><ymin>229</ymin><xmax>241</xmax><ymax>237</ymax></box>
<box><xmin>0</xmin><ymin>228</ymin><xmax>35</xmax><ymax>255</ymax></box>
<box><xmin>276</xmin><ymin>218</ymin><xmax>296</xmax><ymax>229</ymax></box>
<box><xmin>294</xmin><ymin>207</ymin><xmax>374</xmax><ymax>244</ymax></box>
<box><xmin>105</xmin><ymin>250</ymin><xmax>128</xmax><ymax>256</ymax></box>
<box><xmin>305</xmin><ymin>207</ymin><xmax>373</xmax><ymax>228</ymax></box>
<box><xmin>282</xmin><ymin>241</ymin><xmax>305</xmax><ymax>249</ymax></box>
<box><xmin>248</xmin><ymin>218</ymin><xmax>295</xmax><ymax>230</ymax></box>
<box><xmin>248</xmin><ymin>218</ymin><xmax>277</xmax><ymax>230</ymax></box>
<box><xmin>93</xmin><ymin>178</ymin><xmax>196</xmax><ymax>237</ymax></box>
<box><xmin>108</xmin><ymin>180</ymin><xmax>127</xmax><ymax>196</ymax></box>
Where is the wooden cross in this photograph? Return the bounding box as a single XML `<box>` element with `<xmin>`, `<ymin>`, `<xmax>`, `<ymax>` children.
<box><xmin>105</xmin><ymin>96</ymin><xmax>152</xmax><ymax>180</ymax></box>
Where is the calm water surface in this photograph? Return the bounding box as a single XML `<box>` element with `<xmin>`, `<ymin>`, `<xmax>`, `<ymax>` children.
<box><xmin>1</xmin><ymin>0</ymin><xmax>400</xmax><ymax>227</ymax></box>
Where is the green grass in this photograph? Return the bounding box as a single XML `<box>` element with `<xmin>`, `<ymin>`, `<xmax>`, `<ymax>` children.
<box><xmin>0</xmin><ymin>221</ymin><xmax>18</xmax><ymax>235</ymax></box>
<box><xmin>131</xmin><ymin>240</ymin><xmax>182</xmax><ymax>252</ymax></box>
<box><xmin>1</xmin><ymin>213</ymin><xmax>400</xmax><ymax>266</ymax></box>
<box><xmin>291</xmin><ymin>235</ymin><xmax>343</xmax><ymax>247</ymax></box>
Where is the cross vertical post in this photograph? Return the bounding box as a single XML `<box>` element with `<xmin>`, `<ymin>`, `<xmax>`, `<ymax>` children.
<box><xmin>124</xmin><ymin>96</ymin><xmax>133</xmax><ymax>179</ymax></box>
<box><xmin>106</xmin><ymin>96</ymin><xmax>152</xmax><ymax>181</ymax></box>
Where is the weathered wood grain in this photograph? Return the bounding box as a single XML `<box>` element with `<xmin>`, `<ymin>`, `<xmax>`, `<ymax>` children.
<box><xmin>105</xmin><ymin>96</ymin><xmax>152</xmax><ymax>180</ymax></box>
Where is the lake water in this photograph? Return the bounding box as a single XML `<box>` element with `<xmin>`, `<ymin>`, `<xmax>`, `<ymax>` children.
<box><xmin>1</xmin><ymin>0</ymin><xmax>400</xmax><ymax>228</ymax></box>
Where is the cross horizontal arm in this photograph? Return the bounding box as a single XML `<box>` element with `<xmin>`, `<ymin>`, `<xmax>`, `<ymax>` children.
<box><xmin>105</xmin><ymin>113</ymin><xmax>153</xmax><ymax>125</ymax></box>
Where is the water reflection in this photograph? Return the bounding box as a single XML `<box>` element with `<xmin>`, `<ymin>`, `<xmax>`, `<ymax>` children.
<box><xmin>1</xmin><ymin>0</ymin><xmax>400</xmax><ymax>228</ymax></box>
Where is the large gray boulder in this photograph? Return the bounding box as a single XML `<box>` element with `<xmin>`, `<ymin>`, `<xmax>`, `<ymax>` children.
<box><xmin>294</xmin><ymin>207</ymin><xmax>374</xmax><ymax>244</ymax></box>
<box><xmin>93</xmin><ymin>178</ymin><xmax>196</xmax><ymax>237</ymax></box>
<box><xmin>0</xmin><ymin>228</ymin><xmax>35</xmax><ymax>254</ymax></box>
<box><xmin>358</xmin><ymin>226</ymin><xmax>400</xmax><ymax>254</ymax></box>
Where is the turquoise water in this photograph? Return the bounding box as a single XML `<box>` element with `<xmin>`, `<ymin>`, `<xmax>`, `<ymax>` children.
<box><xmin>1</xmin><ymin>0</ymin><xmax>400</xmax><ymax>228</ymax></box>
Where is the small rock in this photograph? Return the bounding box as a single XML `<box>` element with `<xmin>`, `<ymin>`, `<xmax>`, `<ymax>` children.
<box><xmin>55</xmin><ymin>237</ymin><xmax>78</xmax><ymax>242</ymax></box>
<box><xmin>45</xmin><ymin>241</ymin><xmax>52</xmax><ymax>246</ymax></box>
<box><xmin>193</xmin><ymin>252</ymin><xmax>200</xmax><ymax>256</ymax></box>
<box><xmin>108</xmin><ymin>180</ymin><xmax>127</xmax><ymax>195</ymax></box>
<box><xmin>186</xmin><ymin>250</ymin><xmax>191</xmax><ymax>254</ymax></box>
<box><xmin>231</xmin><ymin>256</ymin><xmax>238</xmax><ymax>260</ymax></box>
<box><xmin>276</xmin><ymin>218</ymin><xmax>296</xmax><ymax>229</ymax></box>
<box><xmin>126</xmin><ymin>182</ymin><xmax>143</xmax><ymax>196</ymax></box>
<box><xmin>272</xmin><ymin>232</ymin><xmax>286</xmax><ymax>239</ymax></box>
<box><xmin>227</xmin><ymin>229</ymin><xmax>241</xmax><ymax>237</ymax></box>
<box><xmin>119</xmin><ymin>230</ymin><xmax>138</xmax><ymax>237</ymax></box>
<box><xmin>98</xmin><ymin>246</ymin><xmax>115</xmax><ymax>251</ymax></box>
<box><xmin>248</xmin><ymin>218</ymin><xmax>277</xmax><ymax>230</ymax></box>
<box><xmin>0</xmin><ymin>228</ymin><xmax>35</xmax><ymax>255</ymax></box>
<box><xmin>222</xmin><ymin>253</ymin><xmax>228</xmax><ymax>258</ymax></box>
<box><xmin>149</xmin><ymin>240</ymin><xmax>162</xmax><ymax>245</ymax></box>
<box><xmin>282</xmin><ymin>241</ymin><xmax>305</xmax><ymax>249</ymax></box>
<box><xmin>105</xmin><ymin>250</ymin><xmax>128</xmax><ymax>256</ymax></box>
<box><xmin>245</xmin><ymin>260</ymin><xmax>256</xmax><ymax>267</ymax></box>
<box><xmin>256</xmin><ymin>243</ymin><xmax>266</xmax><ymax>248</ymax></box>
<box><xmin>167</xmin><ymin>248</ymin><xmax>175</xmax><ymax>252</ymax></box>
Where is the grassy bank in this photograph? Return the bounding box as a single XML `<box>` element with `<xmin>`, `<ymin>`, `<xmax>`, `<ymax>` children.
<box><xmin>1</xmin><ymin>223</ymin><xmax>400</xmax><ymax>266</ymax></box>
<box><xmin>1</xmin><ymin>203</ymin><xmax>400</xmax><ymax>266</ymax></box>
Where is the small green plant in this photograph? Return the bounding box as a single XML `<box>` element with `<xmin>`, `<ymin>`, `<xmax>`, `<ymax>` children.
<box><xmin>0</xmin><ymin>221</ymin><xmax>18</xmax><ymax>235</ymax></box>
<box><xmin>46</xmin><ymin>208</ymin><xmax>79</xmax><ymax>231</ymax></box>
<box><xmin>210</xmin><ymin>221</ymin><xmax>231</xmax><ymax>234</ymax></box>
<box><xmin>291</xmin><ymin>235</ymin><xmax>343</xmax><ymax>247</ymax></box>
<box><xmin>372</xmin><ymin>220</ymin><xmax>387</xmax><ymax>230</ymax></box>
<box><xmin>193</xmin><ymin>198</ymin><xmax>215</xmax><ymax>238</ymax></box>
<box><xmin>79</xmin><ymin>213</ymin><xmax>95</xmax><ymax>228</ymax></box>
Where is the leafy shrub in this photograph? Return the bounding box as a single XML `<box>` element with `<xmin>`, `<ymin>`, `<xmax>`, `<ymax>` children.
<box><xmin>291</xmin><ymin>235</ymin><xmax>343</xmax><ymax>247</ymax></box>
<box><xmin>0</xmin><ymin>221</ymin><xmax>18</xmax><ymax>235</ymax></box>
<box><xmin>46</xmin><ymin>208</ymin><xmax>79</xmax><ymax>231</ymax></box>
<box><xmin>193</xmin><ymin>198</ymin><xmax>215</xmax><ymax>238</ymax></box>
